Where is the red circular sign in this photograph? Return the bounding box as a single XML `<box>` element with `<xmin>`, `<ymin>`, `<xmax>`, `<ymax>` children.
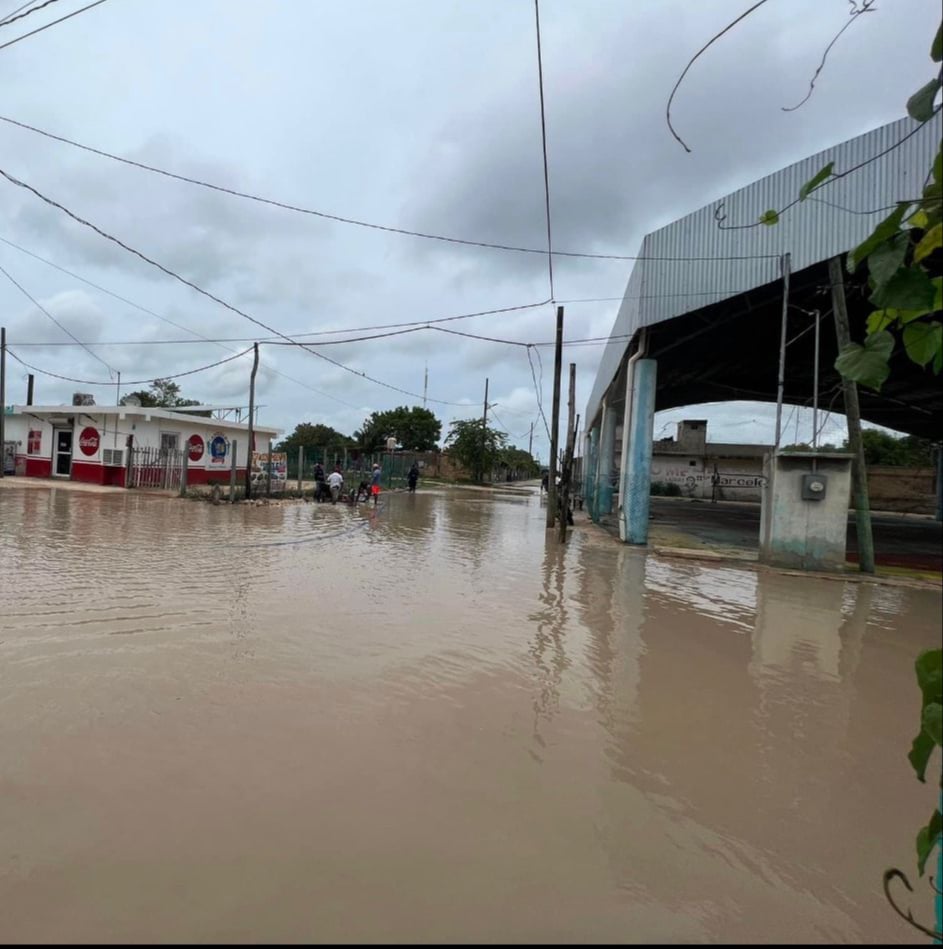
<box><xmin>187</xmin><ymin>434</ymin><xmax>205</xmax><ymax>462</ymax></box>
<box><xmin>78</xmin><ymin>426</ymin><xmax>100</xmax><ymax>456</ymax></box>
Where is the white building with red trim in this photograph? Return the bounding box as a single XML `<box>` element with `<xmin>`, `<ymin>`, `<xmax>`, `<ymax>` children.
<box><xmin>2</xmin><ymin>403</ymin><xmax>280</xmax><ymax>487</ymax></box>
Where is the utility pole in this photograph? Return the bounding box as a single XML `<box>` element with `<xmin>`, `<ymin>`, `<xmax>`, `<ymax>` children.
<box><xmin>558</xmin><ymin>364</ymin><xmax>577</xmax><ymax>542</ymax></box>
<box><xmin>546</xmin><ymin>306</ymin><xmax>564</xmax><ymax>528</ymax></box>
<box><xmin>480</xmin><ymin>377</ymin><xmax>489</xmax><ymax>483</ymax></box>
<box><xmin>0</xmin><ymin>326</ymin><xmax>6</xmax><ymax>480</ymax></box>
<box><xmin>829</xmin><ymin>256</ymin><xmax>875</xmax><ymax>574</ymax></box>
<box><xmin>245</xmin><ymin>342</ymin><xmax>259</xmax><ymax>500</ymax></box>
<box><xmin>115</xmin><ymin>370</ymin><xmax>121</xmax><ymax>407</ymax></box>
<box><xmin>528</xmin><ymin>421</ymin><xmax>533</xmax><ymax>459</ymax></box>
<box><xmin>773</xmin><ymin>252</ymin><xmax>791</xmax><ymax>450</ymax></box>
<box><xmin>423</xmin><ymin>363</ymin><xmax>428</xmax><ymax>409</ymax></box>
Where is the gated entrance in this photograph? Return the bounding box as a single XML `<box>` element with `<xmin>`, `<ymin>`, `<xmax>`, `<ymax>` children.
<box><xmin>128</xmin><ymin>445</ymin><xmax>183</xmax><ymax>491</ymax></box>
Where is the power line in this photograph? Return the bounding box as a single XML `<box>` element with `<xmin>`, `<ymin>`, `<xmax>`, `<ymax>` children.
<box><xmin>533</xmin><ymin>0</ymin><xmax>554</xmax><ymax>300</ymax></box>
<box><xmin>0</xmin><ymin>0</ymin><xmax>109</xmax><ymax>53</ymax></box>
<box><xmin>0</xmin><ymin>258</ymin><xmax>118</xmax><ymax>375</ymax></box>
<box><xmin>0</xmin><ymin>0</ymin><xmax>62</xmax><ymax>28</ymax></box>
<box><xmin>0</xmin><ymin>166</ymin><xmax>474</xmax><ymax>407</ymax></box>
<box><xmin>6</xmin><ymin>344</ymin><xmax>253</xmax><ymax>387</ymax></box>
<box><xmin>0</xmin><ymin>114</ymin><xmax>781</xmax><ymax>263</ymax></box>
<box><xmin>0</xmin><ymin>2</ymin><xmax>42</xmax><ymax>25</ymax></box>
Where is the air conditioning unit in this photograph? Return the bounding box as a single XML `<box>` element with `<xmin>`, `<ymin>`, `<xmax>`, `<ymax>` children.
<box><xmin>102</xmin><ymin>448</ymin><xmax>124</xmax><ymax>466</ymax></box>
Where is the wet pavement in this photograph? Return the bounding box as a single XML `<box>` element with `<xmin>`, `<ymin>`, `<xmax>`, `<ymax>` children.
<box><xmin>0</xmin><ymin>482</ymin><xmax>940</xmax><ymax>943</ymax></box>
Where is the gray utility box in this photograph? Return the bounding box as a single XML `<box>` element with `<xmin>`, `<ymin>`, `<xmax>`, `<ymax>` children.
<box><xmin>801</xmin><ymin>472</ymin><xmax>828</xmax><ymax>501</ymax></box>
<box><xmin>760</xmin><ymin>452</ymin><xmax>853</xmax><ymax>571</ymax></box>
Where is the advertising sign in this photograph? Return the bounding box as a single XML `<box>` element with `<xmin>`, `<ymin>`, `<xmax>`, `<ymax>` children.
<box><xmin>209</xmin><ymin>433</ymin><xmax>228</xmax><ymax>465</ymax></box>
<box><xmin>78</xmin><ymin>426</ymin><xmax>100</xmax><ymax>456</ymax></box>
<box><xmin>187</xmin><ymin>434</ymin><xmax>205</xmax><ymax>462</ymax></box>
<box><xmin>250</xmin><ymin>452</ymin><xmax>287</xmax><ymax>492</ymax></box>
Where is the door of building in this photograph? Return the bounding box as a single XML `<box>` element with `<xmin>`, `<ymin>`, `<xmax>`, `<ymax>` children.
<box><xmin>54</xmin><ymin>428</ymin><xmax>73</xmax><ymax>477</ymax></box>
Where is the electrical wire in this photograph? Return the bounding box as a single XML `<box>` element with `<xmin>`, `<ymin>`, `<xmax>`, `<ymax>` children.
<box><xmin>533</xmin><ymin>0</ymin><xmax>554</xmax><ymax>300</ymax></box>
<box><xmin>0</xmin><ymin>0</ymin><xmax>109</xmax><ymax>53</ymax></box>
<box><xmin>6</xmin><ymin>344</ymin><xmax>253</xmax><ymax>387</ymax></box>
<box><xmin>0</xmin><ymin>166</ymin><xmax>476</xmax><ymax>406</ymax></box>
<box><xmin>0</xmin><ymin>115</ymin><xmax>782</xmax><ymax>263</ymax></box>
<box><xmin>0</xmin><ymin>0</ymin><xmax>61</xmax><ymax>28</ymax></box>
<box><xmin>0</xmin><ymin>1</ymin><xmax>41</xmax><ymax>25</ymax></box>
<box><xmin>0</xmin><ymin>258</ymin><xmax>118</xmax><ymax>375</ymax></box>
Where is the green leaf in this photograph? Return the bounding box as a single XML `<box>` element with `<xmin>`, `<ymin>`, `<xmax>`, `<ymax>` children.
<box><xmin>759</xmin><ymin>209</ymin><xmax>779</xmax><ymax>226</ymax></box>
<box><xmin>866</xmin><ymin>310</ymin><xmax>895</xmax><ymax>334</ymax></box>
<box><xmin>916</xmin><ymin>649</ymin><xmax>943</xmax><ymax>705</ymax></box>
<box><xmin>934</xmin><ymin>277</ymin><xmax>943</xmax><ymax>312</ymax></box>
<box><xmin>799</xmin><ymin>162</ymin><xmax>834</xmax><ymax>200</ymax></box>
<box><xmin>909</xmin><ymin>728</ymin><xmax>935</xmax><ymax>782</ymax></box>
<box><xmin>923</xmin><ymin>702</ymin><xmax>943</xmax><ymax>745</ymax></box>
<box><xmin>903</xmin><ymin>321</ymin><xmax>943</xmax><ymax>367</ymax></box>
<box><xmin>868</xmin><ymin>233</ymin><xmax>909</xmax><ymax>290</ymax></box>
<box><xmin>916</xmin><ymin>810</ymin><xmax>942</xmax><ymax>877</ymax></box>
<box><xmin>870</xmin><ymin>267</ymin><xmax>937</xmax><ymax>311</ymax></box>
<box><xmin>910</xmin><ymin>208</ymin><xmax>930</xmax><ymax>229</ymax></box>
<box><xmin>914</xmin><ymin>222</ymin><xmax>942</xmax><ymax>263</ymax></box>
<box><xmin>907</xmin><ymin>78</ymin><xmax>942</xmax><ymax>121</ymax></box>
<box><xmin>933</xmin><ymin>146</ymin><xmax>942</xmax><ymax>183</ymax></box>
<box><xmin>834</xmin><ymin>331</ymin><xmax>894</xmax><ymax>390</ymax></box>
<box><xmin>932</xmin><ymin>22</ymin><xmax>942</xmax><ymax>62</ymax></box>
<box><xmin>935</xmin><ymin>347</ymin><xmax>943</xmax><ymax>373</ymax></box>
<box><xmin>847</xmin><ymin>203</ymin><xmax>911</xmax><ymax>272</ymax></box>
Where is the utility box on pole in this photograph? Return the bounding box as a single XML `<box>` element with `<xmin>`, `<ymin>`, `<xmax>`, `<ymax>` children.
<box><xmin>759</xmin><ymin>451</ymin><xmax>854</xmax><ymax>571</ymax></box>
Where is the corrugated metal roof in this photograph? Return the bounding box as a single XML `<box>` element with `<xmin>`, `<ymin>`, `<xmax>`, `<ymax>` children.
<box><xmin>585</xmin><ymin>115</ymin><xmax>942</xmax><ymax>426</ymax></box>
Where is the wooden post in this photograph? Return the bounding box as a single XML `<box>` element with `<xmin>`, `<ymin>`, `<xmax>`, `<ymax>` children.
<box><xmin>558</xmin><ymin>363</ymin><xmax>576</xmax><ymax>542</ymax></box>
<box><xmin>297</xmin><ymin>445</ymin><xmax>303</xmax><ymax>494</ymax></box>
<box><xmin>265</xmin><ymin>437</ymin><xmax>273</xmax><ymax>497</ymax></box>
<box><xmin>229</xmin><ymin>438</ymin><xmax>237</xmax><ymax>502</ymax></box>
<box><xmin>546</xmin><ymin>306</ymin><xmax>564</xmax><ymax>528</ymax></box>
<box><xmin>125</xmin><ymin>433</ymin><xmax>134</xmax><ymax>489</ymax></box>
<box><xmin>828</xmin><ymin>255</ymin><xmax>875</xmax><ymax>574</ymax></box>
<box><xmin>245</xmin><ymin>342</ymin><xmax>259</xmax><ymax>499</ymax></box>
<box><xmin>180</xmin><ymin>450</ymin><xmax>188</xmax><ymax>497</ymax></box>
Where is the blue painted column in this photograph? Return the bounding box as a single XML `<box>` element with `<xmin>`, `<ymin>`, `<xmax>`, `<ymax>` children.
<box><xmin>584</xmin><ymin>427</ymin><xmax>598</xmax><ymax>519</ymax></box>
<box><xmin>622</xmin><ymin>358</ymin><xmax>657</xmax><ymax>545</ymax></box>
<box><xmin>595</xmin><ymin>400</ymin><xmax>617</xmax><ymax>518</ymax></box>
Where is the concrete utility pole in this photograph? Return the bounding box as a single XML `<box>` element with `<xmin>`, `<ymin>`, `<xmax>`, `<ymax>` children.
<box><xmin>773</xmin><ymin>253</ymin><xmax>791</xmax><ymax>451</ymax></box>
<box><xmin>528</xmin><ymin>421</ymin><xmax>533</xmax><ymax>459</ymax></box>
<box><xmin>828</xmin><ymin>256</ymin><xmax>875</xmax><ymax>574</ymax></box>
<box><xmin>423</xmin><ymin>363</ymin><xmax>428</xmax><ymax>409</ymax></box>
<box><xmin>480</xmin><ymin>377</ymin><xmax>489</xmax><ymax>483</ymax></box>
<box><xmin>546</xmin><ymin>306</ymin><xmax>564</xmax><ymax>528</ymax></box>
<box><xmin>0</xmin><ymin>326</ymin><xmax>5</xmax><ymax>480</ymax></box>
<box><xmin>558</xmin><ymin>362</ymin><xmax>577</xmax><ymax>543</ymax></box>
<box><xmin>245</xmin><ymin>342</ymin><xmax>259</xmax><ymax>500</ymax></box>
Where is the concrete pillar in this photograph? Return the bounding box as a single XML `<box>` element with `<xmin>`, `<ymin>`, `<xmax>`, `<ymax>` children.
<box><xmin>622</xmin><ymin>358</ymin><xmax>657</xmax><ymax>545</ymax></box>
<box><xmin>595</xmin><ymin>399</ymin><xmax>617</xmax><ymax>519</ymax></box>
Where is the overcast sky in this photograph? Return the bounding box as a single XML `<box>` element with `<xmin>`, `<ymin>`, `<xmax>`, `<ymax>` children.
<box><xmin>0</xmin><ymin>0</ymin><xmax>936</xmax><ymax>459</ymax></box>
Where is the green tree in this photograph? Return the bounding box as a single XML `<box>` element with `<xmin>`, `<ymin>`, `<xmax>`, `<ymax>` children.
<box><xmin>498</xmin><ymin>445</ymin><xmax>540</xmax><ymax>478</ymax></box>
<box><xmin>445</xmin><ymin>418</ymin><xmax>508</xmax><ymax>482</ymax></box>
<box><xmin>855</xmin><ymin>430</ymin><xmax>936</xmax><ymax>467</ymax></box>
<box><xmin>120</xmin><ymin>378</ymin><xmax>202</xmax><ymax>408</ymax></box>
<box><xmin>276</xmin><ymin>422</ymin><xmax>353</xmax><ymax>455</ymax></box>
<box><xmin>355</xmin><ymin>406</ymin><xmax>441</xmax><ymax>452</ymax></box>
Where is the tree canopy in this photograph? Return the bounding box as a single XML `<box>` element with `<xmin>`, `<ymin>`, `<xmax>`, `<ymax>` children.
<box><xmin>355</xmin><ymin>406</ymin><xmax>441</xmax><ymax>452</ymax></box>
<box><xmin>120</xmin><ymin>379</ymin><xmax>202</xmax><ymax>409</ymax></box>
<box><xmin>276</xmin><ymin>422</ymin><xmax>354</xmax><ymax>455</ymax></box>
<box><xmin>445</xmin><ymin>418</ymin><xmax>508</xmax><ymax>482</ymax></box>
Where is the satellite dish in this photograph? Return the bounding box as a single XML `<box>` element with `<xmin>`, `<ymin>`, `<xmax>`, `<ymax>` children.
<box><xmin>122</xmin><ymin>394</ymin><xmax>142</xmax><ymax>407</ymax></box>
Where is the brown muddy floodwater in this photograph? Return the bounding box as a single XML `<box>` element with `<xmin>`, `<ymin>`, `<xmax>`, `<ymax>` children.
<box><xmin>0</xmin><ymin>482</ymin><xmax>940</xmax><ymax>943</ymax></box>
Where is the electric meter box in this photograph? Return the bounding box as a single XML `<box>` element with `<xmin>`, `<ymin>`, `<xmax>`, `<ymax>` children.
<box><xmin>801</xmin><ymin>472</ymin><xmax>828</xmax><ymax>501</ymax></box>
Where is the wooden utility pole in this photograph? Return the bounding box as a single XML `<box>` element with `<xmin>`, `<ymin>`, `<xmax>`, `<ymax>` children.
<box><xmin>828</xmin><ymin>256</ymin><xmax>875</xmax><ymax>574</ymax></box>
<box><xmin>558</xmin><ymin>363</ymin><xmax>576</xmax><ymax>542</ymax></box>
<box><xmin>480</xmin><ymin>376</ymin><xmax>489</xmax><ymax>483</ymax></box>
<box><xmin>245</xmin><ymin>342</ymin><xmax>259</xmax><ymax>500</ymax></box>
<box><xmin>546</xmin><ymin>306</ymin><xmax>564</xmax><ymax>528</ymax></box>
<box><xmin>528</xmin><ymin>421</ymin><xmax>534</xmax><ymax>459</ymax></box>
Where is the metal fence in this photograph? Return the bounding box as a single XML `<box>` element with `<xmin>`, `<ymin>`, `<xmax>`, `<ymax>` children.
<box><xmin>128</xmin><ymin>446</ymin><xmax>183</xmax><ymax>491</ymax></box>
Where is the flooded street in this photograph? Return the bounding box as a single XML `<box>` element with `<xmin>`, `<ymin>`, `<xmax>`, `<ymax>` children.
<box><xmin>1</xmin><ymin>482</ymin><xmax>939</xmax><ymax>943</ymax></box>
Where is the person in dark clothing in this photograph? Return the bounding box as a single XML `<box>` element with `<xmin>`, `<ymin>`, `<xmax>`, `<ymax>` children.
<box><xmin>313</xmin><ymin>462</ymin><xmax>328</xmax><ymax>502</ymax></box>
<box><xmin>407</xmin><ymin>462</ymin><xmax>420</xmax><ymax>493</ymax></box>
<box><xmin>541</xmin><ymin>471</ymin><xmax>549</xmax><ymax>493</ymax></box>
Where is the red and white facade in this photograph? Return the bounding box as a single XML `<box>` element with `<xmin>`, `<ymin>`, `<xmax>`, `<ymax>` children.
<box><xmin>3</xmin><ymin>405</ymin><xmax>280</xmax><ymax>487</ymax></box>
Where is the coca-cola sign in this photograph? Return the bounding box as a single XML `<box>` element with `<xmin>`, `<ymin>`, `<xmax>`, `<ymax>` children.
<box><xmin>187</xmin><ymin>434</ymin><xmax>205</xmax><ymax>462</ymax></box>
<box><xmin>78</xmin><ymin>426</ymin><xmax>100</xmax><ymax>456</ymax></box>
